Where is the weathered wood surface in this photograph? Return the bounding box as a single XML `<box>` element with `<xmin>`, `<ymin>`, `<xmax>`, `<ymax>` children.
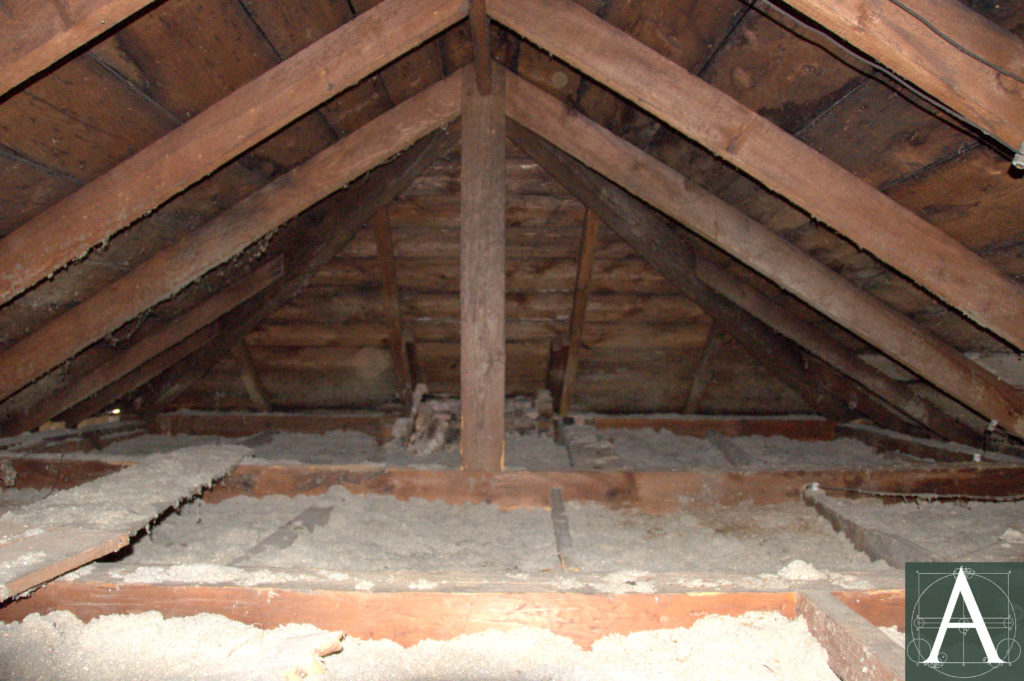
<box><xmin>836</xmin><ymin>423</ymin><xmax>1015</xmax><ymax>464</ymax></box>
<box><xmin>780</xmin><ymin>0</ymin><xmax>1024</xmax><ymax>152</ymax></box>
<box><xmin>232</xmin><ymin>342</ymin><xmax>273</xmax><ymax>413</ymax></box>
<box><xmin>1</xmin><ymin>260</ymin><xmax>282</xmax><ymax>436</ymax></box>
<box><xmin>797</xmin><ymin>590</ymin><xmax>905</xmax><ymax>681</ymax></box>
<box><xmin>559</xmin><ymin>209</ymin><xmax>601</xmax><ymax>416</ymax></box>
<box><xmin>504</xmin><ymin>70</ymin><xmax>1024</xmax><ymax>438</ymax></box>
<box><xmin>490</xmin><ymin>0</ymin><xmax>1024</xmax><ymax>353</ymax></box>
<box><xmin>0</xmin><ymin>445</ymin><xmax>248</xmax><ymax>601</ymax></box>
<box><xmin>0</xmin><ymin>0</ymin><xmax>466</xmax><ymax>305</ymax></box>
<box><xmin>155</xmin><ymin>410</ymin><xmax>395</xmax><ymax>442</ymax></box>
<box><xmin>0</xmin><ymin>0</ymin><xmax>157</xmax><ymax>97</ymax></box>
<box><xmin>460</xmin><ymin>66</ymin><xmax>506</xmax><ymax>472</ymax></box>
<box><xmin>0</xmin><ymin>72</ymin><xmax>463</xmax><ymax>404</ymax></box>
<box><xmin>372</xmin><ymin>210</ymin><xmax>412</xmax><ymax>403</ymax></box>
<box><xmin>0</xmin><ymin>579</ymin><xmax>796</xmax><ymax>648</ymax></box>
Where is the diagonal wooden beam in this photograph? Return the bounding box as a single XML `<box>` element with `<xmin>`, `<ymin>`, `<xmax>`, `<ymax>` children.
<box><xmin>503</xmin><ymin>70</ymin><xmax>1024</xmax><ymax>438</ymax></box>
<box><xmin>0</xmin><ymin>259</ymin><xmax>282</xmax><ymax>436</ymax></box>
<box><xmin>149</xmin><ymin>127</ymin><xmax>460</xmax><ymax>413</ymax></box>
<box><xmin>0</xmin><ymin>71</ymin><xmax>464</xmax><ymax>404</ymax></box>
<box><xmin>779</xmin><ymin>0</ymin><xmax>1024</xmax><ymax>154</ymax></box>
<box><xmin>0</xmin><ymin>0</ymin><xmax>467</xmax><ymax>306</ymax></box>
<box><xmin>460</xmin><ymin>66</ymin><xmax>506</xmax><ymax>472</ymax></box>
<box><xmin>0</xmin><ymin>0</ymin><xmax>159</xmax><ymax>97</ymax></box>
<box><xmin>509</xmin><ymin>121</ymin><xmax>898</xmax><ymax>429</ymax></box>
<box><xmin>683</xmin><ymin>323</ymin><xmax>722</xmax><ymax>415</ymax></box>
<box><xmin>232</xmin><ymin>342</ymin><xmax>273</xmax><ymax>412</ymax></box>
<box><xmin>372</xmin><ymin>208</ymin><xmax>413</xmax><ymax>404</ymax></box>
<box><xmin>489</xmin><ymin>0</ymin><xmax>1024</xmax><ymax>353</ymax></box>
<box><xmin>559</xmin><ymin>208</ymin><xmax>600</xmax><ymax>417</ymax></box>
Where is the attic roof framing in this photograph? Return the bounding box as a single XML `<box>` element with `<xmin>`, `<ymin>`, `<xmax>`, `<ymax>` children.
<box><xmin>1</xmin><ymin>0</ymin><xmax>1022</xmax><ymax>446</ymax></box>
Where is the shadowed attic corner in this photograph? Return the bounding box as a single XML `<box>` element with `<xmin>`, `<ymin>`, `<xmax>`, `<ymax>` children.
<box><xmin>0</xmin><ymin>0</ymin><xmax>1023</xmax><ymax>677</ymax></box>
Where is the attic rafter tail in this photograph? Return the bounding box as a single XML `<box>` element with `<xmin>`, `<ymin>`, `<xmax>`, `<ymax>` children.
<box><xmin>0</xmin><ymin>0</ymin><xmax>468</xmax><ymax>307</ymax></box>
<box><xmin>488</xmin><ymin>0</ymin><xmax>1024</xmax><ymax>354</ymax></box>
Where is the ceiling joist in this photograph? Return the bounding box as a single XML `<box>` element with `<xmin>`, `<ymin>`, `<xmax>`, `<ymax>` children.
<box><xmin>0</xmin><ymin>70</ymin><xmax>464</xmax><ymax>404</ymax></box>
<box><xmin>0</xmin><ymin>0</ymin><xmax>467</xmax><ymax>307</ymax></box>
<box><xmin>489</xmin><ymin>0</ymin><xmax>1024</xmax><ymax>353</ymax></box>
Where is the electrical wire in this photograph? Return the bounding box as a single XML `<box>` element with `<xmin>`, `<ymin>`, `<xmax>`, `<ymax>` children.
<box><xmin>810</xmin><ymin>483</ymin><xmax>1024</xmax><ymax>503</ymax></box>
<box><xmin>760</xmin><ymin>0</ymin><xmax>1020</xmax><ymax>153</ymax></box>
<box><xmin>885</xmin><ymin>0</ymin><xmax>1024</xmax><ymax>86</ymax></box>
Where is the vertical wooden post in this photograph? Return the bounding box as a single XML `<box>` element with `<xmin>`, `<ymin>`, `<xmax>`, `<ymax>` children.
<box><xmin>460</xmin><ymin>68</ymin><xmax>506</xmax><ymax>472</ymax></box>
<box><xmin>468</xmin><ymin>0</ymin><xmax>492</xmax><ymax>94</ymax></box>
<box><xmin>232</xmin><ymin>342</ymin><xmax>272</xmax><ymax>412</ymax></box>
<box><xmin>373</xmin><ymin>209</ymin><xmax>413</xmax><ymax>404</ymax></box>
<box><xmin>559</xmin><ymin>209</ymin><xmax>600</xmax><ymax>417</ymax></box>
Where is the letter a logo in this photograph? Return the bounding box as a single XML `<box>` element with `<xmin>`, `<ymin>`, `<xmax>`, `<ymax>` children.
<box><xmin>924</xmin><ymin>567</ymin><xmax>1004</xmax><ymax>665</ymax></box>
<box><xmin>906</xmin><ymin>562</ymin><xmax>1022</xmax><ymax>680</ymax></box>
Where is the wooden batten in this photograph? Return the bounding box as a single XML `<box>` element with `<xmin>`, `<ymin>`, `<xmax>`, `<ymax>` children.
<box><xmin>460</xmin><ymin>66</ymin><xmax>506</xmax><ymax>472</ymax></box>
<box><xmin>559</xmin><ymin>209</ymin><xmax>601</xmax><ymax>416</ymax></box>
<box><xmin>489</xmin><ymin>0</ymin><xmax>1024</xmax><ymax>355</ymax></box>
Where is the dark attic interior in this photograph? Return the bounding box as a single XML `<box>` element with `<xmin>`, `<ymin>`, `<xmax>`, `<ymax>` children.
<box><xmin>1</xmin><ymin>0</ymin><xmax>1023</xmax><ymax>678</ymax></box>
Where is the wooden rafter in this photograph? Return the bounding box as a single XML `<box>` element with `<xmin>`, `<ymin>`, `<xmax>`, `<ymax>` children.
<box><xmin>460</xmin><ymin>66</ymin><xmax>506</xmax><ymax>472</ymax></box>
<box><xmin>779</xmin><ymin>0</ymin><xmax>1024</xmax><ymax>152</ymax></box>
<box><xmin>148</xmin><ymin>128</ymin><xmax>460</xmax><ymax>414</ymax></box>
<box><xmin>509</xmin><ymin>121</ymin><xmax>900</xmax><ymax>429</ymax></box>
<box><xmin>503</xmin><ymin>70</ymin><xmax>1024</xmax><ymax>438</ymax></box>
<box><xmin>372</xmin><ymin>209</ymin><xmax>413</xmax><ymax>404</ymax></box>
<box><xmin>0</xmin><ymin>71</ymin><xmax>464</xmax><ymax>404</ymax></box>
<box><xmin>232</xmin><ymin>342</ymin><xmax>273</xmax><ymax>413</ymax></box>
<box><xmin>0</xmin><ymin>0</ymin><xmax>467</xmax><ymax>306</ymax></box>
<box><xmin>559</xmin><ymin>208</ymin><xmax>600</xmax><ymax>417</ymax></box>
<box><xmin>488</xmin><ymin>0</ymin><xmax>1024</xmax><ymax>353</ymax></box>
<box><xmin>0</xmin><ymin>259</ymin><xmax>282</xmax><ymax>436</ymax></box>
<box><xmin>0</xmin><ymin>0</ymin><xmax>157</xmax><ymax>97</ymax></box>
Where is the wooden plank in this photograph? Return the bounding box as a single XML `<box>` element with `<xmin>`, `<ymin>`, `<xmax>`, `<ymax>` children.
<box><xmin>503</xmin><ymin>70</ymin><xmax>1024</xmax><ymax>439</ymax></box>
<box><xmin>548</xmin><ymin>487</ymin><xmax>578</xmax><ymax>571</ymax></box>
<box><xmin>804</xmin><ymin>487</ymin><xmax>938</xmax><ymax>568</ymax></box>
<box><xmin>705</xmin><ymin>431</ymin><xmax>754</xmax><ymax>468</ymax></box>
<box><xmin>559</xmin><ymin>209</ymin><xmax>600</xmax><ymax>416</ymax></box>
<box><xmin>155</xmin><ymin>411</ymin><xmax>394</xmax><ymax>442</ymax></box>
<box><xmin>149</xmin><ymin>127</ymin><xmax>459</xmax><ymax>410</ymax></box>
<box><xmin>590</xmin><ymin>416</ymin><xmax>835</xmax><ymax>440</ymax></box>
<box><xmin>460</xmin><ymin>66</ymin><xmax>506</xmax><ymax>472</ymax></box>
<box><xmin>232</xmin><ymin>342</ymin><xmax>272</xmax><ymax>412</ymax></box>
<box><xmin>0</xmin><ymin>72</ymin><xmax>464</xmax><ymax>403</ymax></box>
<box><xmin>489</xmin><ymin>0</ymin><xmax>1024</xmax><ymax>354</ymax></box>
<box><xmin>780</xmin><ymin>0</ymin><xmax>1024</xmax><ymax>153</ymax></box>
<box><xmin>200</xmin><ymin>464</ymin><xmax>1024</xmax><ymax>510</ymax></box>
<box><xmin>469</xmin><ymin>0</ymin><xmax>492</xmax><ymax>94</ymax></box>
<box><xmin>0</xmin><ymin>0</ymin><xmax>157</xmax><ymax>96</ymax></box>
<box><xmin>797</xmin><ymin>590</ymin><xmax>904</xmax><ymax>681</ymax></box>
<box><xmin>683</xmin><ymin>323</ymin><xmax>722</xmax><ymax>414</ymax></box>
<box><xmin>1</xmin><ymin>260</ymin><xmax>282</xmax><ymax>436</ymax></box>
<box><xmin>0</xmin><ymin>444</ymin><xmax>247</xmax><ymax>601</ymax></box>
<box><xmin>0</xmin><ymin>0</ymin><xmax>466</xmax><ymax>306</ymax></box>
<box><xmin>833</xmin><ymin>590</ymin><xmax>906</xmax><ymax>629</ymax></box>
<box><xmin>0</xmin><ymin>580</ymin><xmax>795</xmax><ymax>649</ymax></box>
<box><xmin>834</xmin><ymin>423</ymin><xmax>1024</xmax><ymax>464</ymax></box>
<box><xmin>372</xmin><ymin>209</ymin><xmax>413</xmax><ymax>403</ymax></box>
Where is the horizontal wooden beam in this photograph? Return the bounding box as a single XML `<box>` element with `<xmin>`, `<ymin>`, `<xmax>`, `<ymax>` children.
<box><xmin>0</xmin><ymin>580</ymin><xmax>795</xmax><ymax>649</ymax></box>
<box><xmin>154</xmin><ymin>410</ymin><xmax>395</xmax><ymax>442</ymax></box>
<box><xmin>835</xmin><ymin>423</ymin><xmax>1018</xmax><ymax>464</ymax></box>
<box><xmin>503</xmin><ymin>69</ymin><xmax>1024</xmax><ymax>438</ymax></box>
<box><xmin>779</xmin><ymin>0</ymin><xmax>1024</xmax><ymax>152</ymax></box>
<box><xmin>589</xmin><ymin>416</ymin><xmax>835</xmax><ymax>441</ymax></box>
<box><xmin>0</xmin><ymin>0</ymin><xmax>467</xmax><ymax>305</ymax></box>
<box><xmin>489</xmin><ymin>0</ymin><xmax>1024</xmax><ymax>353</ymax></box>
<box><xmin>0</xmin><ymin>0</ymin><xmax>157</xmax><ymax>97</ymax></box>
<box><xmin>0</xmin><ymin>71</ymin><xmax>464</xmax><ymax>403</ymax></box>
<box><xmin>1</xmin><ymin>259</ymin><xmax>282</xmax><ymax>436</ymax></box>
